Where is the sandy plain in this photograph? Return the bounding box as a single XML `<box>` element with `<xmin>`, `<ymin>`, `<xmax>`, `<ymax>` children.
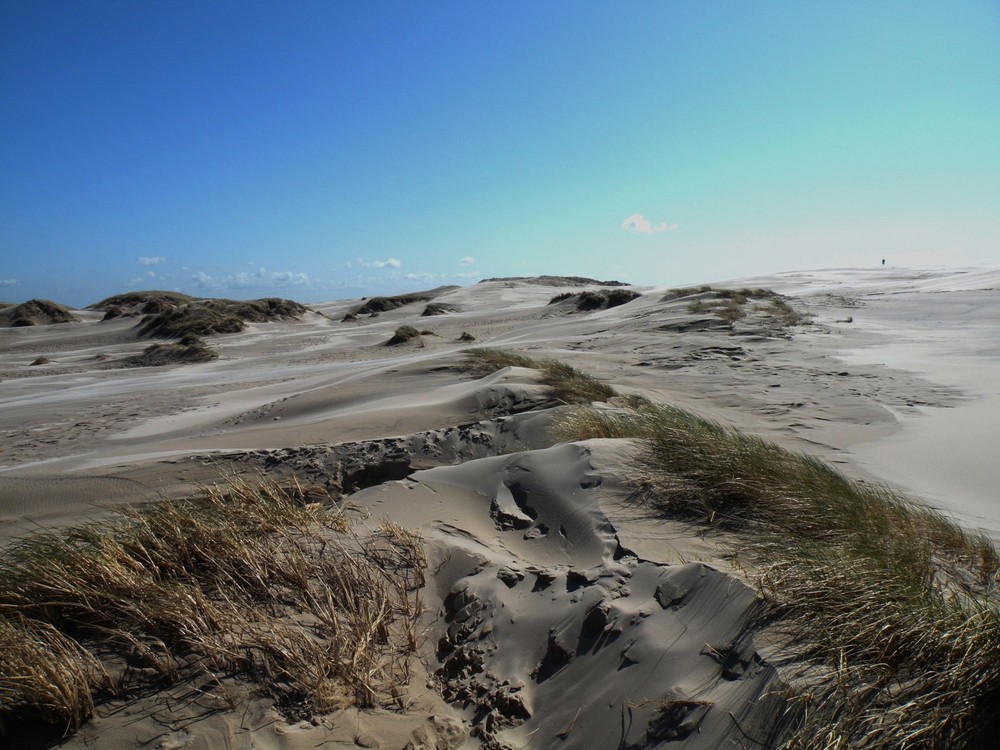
<box><xmin>0</xmin><ymin>266</ymin><xmax>997</xmax><ymax>749</ymax></box>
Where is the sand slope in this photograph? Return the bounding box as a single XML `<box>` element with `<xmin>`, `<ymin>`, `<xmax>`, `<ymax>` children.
<box><xmin>1</xmin><ymin>267</ymin><xmax>998</xmax><ymax>748</ymax></box>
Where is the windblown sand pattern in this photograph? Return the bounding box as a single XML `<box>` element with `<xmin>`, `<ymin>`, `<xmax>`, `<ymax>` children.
<box><xmin>1</xmin><ymin>268</ymin><xmax>998</xmax><ymax>748</ymax></box>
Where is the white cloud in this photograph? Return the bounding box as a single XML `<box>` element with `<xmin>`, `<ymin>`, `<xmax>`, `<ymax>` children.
<box><xmin>138</xmin><ymin>256</ymin><xmax>166</xmax><ymax>266</ymax></box>
<box><xmin>460</xmin><ymin>256</ymin><xmax>474</xmax><ymax>265</ymax></box>
<box><xmin>621</xmin><ymin>214</ymin><xmax>676</xmax><ymax>234</ymax></box>
<box><xmin>402</xmin><ymin>272</ymin><xmax>446</xmax><ymax>282</ymax></box>
<box><xmin>191</xmin><ymin>268</ymin><xmax>316</xmax><ymax>291</ymax></box>
<box><xmin>0</xmin><ymin>278</ymin><xmax>19</xmax><ymax>287</ymax></box>
<box><xmin>403</xmin><ymin>271</ymin><xmax>479</xmax><ymax>282</ymax></box>
<box><xmin>359</xmin><ymin>258</ymin><xmax>401</xmax><ymax>269</ymax></box>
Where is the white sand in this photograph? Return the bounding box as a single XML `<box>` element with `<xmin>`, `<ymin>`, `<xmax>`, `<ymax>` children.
<box><xmin>2</xmin><ymin>267</ymin><xmax>997</xmax><ymax>747</ymax></box>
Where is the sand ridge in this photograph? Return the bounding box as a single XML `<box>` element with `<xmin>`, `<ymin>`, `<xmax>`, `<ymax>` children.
<box><xmin>1</xmin><ymin>267</ymin><xmax>998</xmax><ymax>747</ymax></box>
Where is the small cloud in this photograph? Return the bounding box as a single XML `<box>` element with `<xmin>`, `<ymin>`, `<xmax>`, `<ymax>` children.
<box><xmin>0</xmin><ymin>278</ymin><xmax>19</xmax><ymax>287</ymax></box>
<box><xmin>138</xmin><ymin>256</ymin><xmax>166</xmax><ymax>266</ymax></box>
<box><xmin>621</xmin><ymin>214</ymin><xmax>676</xmax><ymax>234</ymax></box>
<box><xmin>460</xmin><ymin>256</ymin><xmax>474</xmax><ymax>265</ymax></box>
<box><xmin>403</xmin><ymin>271</ymin><xmax>479</xmax><ymax>282</ymax></box>
<box><xmin>359</xmin><ymin>258</ymin><xmax>401</xmax><ymax>269</ymax></box>
<box><xmin>190</xmin><ymin>268</ymin><xmax>316</xmax><ymax>291</ymax></box>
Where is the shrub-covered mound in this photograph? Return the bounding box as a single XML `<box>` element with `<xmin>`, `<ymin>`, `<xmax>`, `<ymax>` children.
<box><xmin>124</xmin><ymin>335</ymin><xmax>219</xmax><ymax>366</ymax></box>
<box><xmin>548</xmin><ymin>288</ymin><xmax>641</xmax><ymax>311</ymax></box>
<box><xmin>386</xmin><ymin>325</ymin><xmax>422</xmax><ymax>346</ymax></box>
<box><xmin>137</xmin><ymin>298</ymin><xmax>308</xmax><ymax>338</ymax></box>
<box><xmin>90</xmin><ymin>292</ymin><xmax>309</xmax><ymax>339</ymax></box>
<box><xmin>350</xmin><ymin>286</ymin><xmax>459</xmax><ymax>317</ymax></box>
<box><xmin>0</xmin><ymin>299</ymin><xmax>80</xmax><ymax>327</ymax></box>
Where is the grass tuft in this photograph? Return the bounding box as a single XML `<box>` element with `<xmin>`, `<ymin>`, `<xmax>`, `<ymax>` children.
<box><xmin>459</xmin><ymin>349</ymin><xmax>615</xmax><ymax>404</ymax></box>
<box><xmin>554</xmin><ymin>400</ymin><xmax>1000</xmax><ymax>749</ymax></box>
<box><xmin>0</xmin><ymin>475</ymin><xmax>425</xmax><ymax>737</ymax></box>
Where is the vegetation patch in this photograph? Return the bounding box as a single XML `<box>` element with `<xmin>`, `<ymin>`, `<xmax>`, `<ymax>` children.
<box><xmin>555</xmin><ymin>399</ymin><xmax>1000</xmax><ymax>749</ymax></box>
<box><xmin>136</xmin><ymin>297</ymin><xmax>308</xmax><ymax>339</ymax></box>
<box><xmin>351</xmin><ymin>287</ymin><xmax>459</xmax><ymax>317</ymax></box>
<box><xmin>660</xmin><ymin>285</ymin><xmax>713</xmax><ymax>302</ymax></box>
<box><xmin>675</xmin><ymin>287</ymin><xmax>808</xmax><ymax>328</ymax></box>
<box><xmin>0</xmin><ymin>476</ymin><xmax>425</xmax><ymax>742</ymax></box>
<box><xmin>386</xmin><ymin>325</ymin><xmax>422</xmax><ymax>346</ymax></box>
<box><xmin>763</xmin><ymin>297</ymin><xmax>809</xmax><ymax>326</ymax></box>
<box><xmin>548</xmin><ymin>288</ymin><xmax>641</xmax><ymax>311</ymax></box>
<box><xmin>90</xmin><ymin>291</ymin><xmax>196</xmax><ymax>312</ymax></box>
<box><xmin>459</xmin><ymin>349</ymin><xmax>615</xmax><ymax>404</ymax></box>
<box><xmin>421</xmin><ymin>303</ymin><xmax>458</xmax><ymax>316</ymax></box>
<box><xmin>124</xmin><ymin>335</ymin><xmax>218</xmax><ymax>366</ymax></box>
<box><xmin>1</xmin><ymin>300</ymin><xmax>79</xmax><ymax>328</ymax></box>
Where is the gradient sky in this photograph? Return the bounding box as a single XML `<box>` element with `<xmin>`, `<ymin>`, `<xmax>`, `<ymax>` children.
<box><xmin>2</xmin><ymin>1</ymin><xmax>998</xmax><ymax>306</ymax></box>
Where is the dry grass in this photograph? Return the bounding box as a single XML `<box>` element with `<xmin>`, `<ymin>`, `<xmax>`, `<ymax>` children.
<box><xmin>459</xmin><ymin>348</ymin><xmax>615</xmax><ymax>404</ymax></box>
<box><xmin>680</xmin><ymin>287</ymin><xmax>809</xmax><ymax>328</ymax></box>
<box><xmin>555</xmin><ymin>400</ymin><xmax>1000</xmax><ymax>749</ymax></box>
<box><xmin>458</xmin><ymin>347</ymin><xmax>538</xmax><ymax>377</ymax></box>
<box><xmin>0</xmin><ymin>475</ymin><xmax>425</xmax><ymax>739</ymax></box>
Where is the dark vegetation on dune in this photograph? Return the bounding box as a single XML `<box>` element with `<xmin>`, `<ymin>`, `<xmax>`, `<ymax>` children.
<box><xmin>350</xmin><ymin>286</ymin><xmax>459</xmax><ymax>317</ymax></box>
<box><xmin>90</xmin><ymin>291</ymin><xmax>196</xmax><ymax>312</ymax></box>
<box><xmin>1</xmin><ymin>299</ymin><xmax>80</xmax><ymax>327</ymax></box>
<box><xmin>136</xmin><ymin>298</ymin><xmax>308</xmax><ymax>339</ymax></box>
<box><xmin>479</xmin><ymin>275</ymin><xmax>627</xmax><ymax>287</ymax></box>
<box><xmin>548</xmin><ymin>288</ymin><xmax>641</xmax><ymax>311</ymax></box>
<box><xmin>421</xmin><ymin>302</ymin><xmax>459</xmax><ymax>316</ymax></box>
<box><xmin>386</xmin><ymin>325</ymin><xmax>422</xmax><ymax>346</ymax></box>
<box><xmin>90</xmin><ymin>291</ymin><xmax>309</xmax><ymax>339</ymax></box>
<box><xmin>124</xmin><ymin>335</ymin><xmax>219</xmax><ymax>366</ymax></box>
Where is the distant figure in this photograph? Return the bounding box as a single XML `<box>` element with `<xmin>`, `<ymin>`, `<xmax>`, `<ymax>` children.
<box><xmin>882</xmin><ymin>259</ymin><xmax>885</xmax><ymax>266</ymax></box>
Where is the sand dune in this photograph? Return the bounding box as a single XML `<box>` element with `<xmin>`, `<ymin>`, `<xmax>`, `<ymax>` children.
<box><xmin>1</xmin><ymin>267</ymin><xmax>998</xmax><ymax>748</ymax></box>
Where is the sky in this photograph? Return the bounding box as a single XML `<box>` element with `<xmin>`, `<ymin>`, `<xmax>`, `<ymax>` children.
<box><xmin>2</xmin><ymin>1</ymin><xmax>998</xmax><ymax>306</ymax></box>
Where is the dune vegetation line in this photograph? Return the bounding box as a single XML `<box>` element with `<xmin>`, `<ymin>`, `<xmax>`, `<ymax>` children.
<box><xmin>460</xmin><ymin>347</ymin><xmax>616</xmax><ymax>404</ymax></box>
<box><xmin>464</xmin><ymin>348</ymin><xmax>1000</xmax><ymax>747</ymax></box>
<box><xmin>555</xmin><ymin>395</ymin><xmax>1000</xmax><ymax>750</ymax></box>
<box><xmin>0</xmin><ymin>476</ymin><xmax>425</xmax><ymax>740</ymax></box>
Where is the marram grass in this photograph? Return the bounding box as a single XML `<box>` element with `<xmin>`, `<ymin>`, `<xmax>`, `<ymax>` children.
<box><xmin>459</xmin><ymin>347</ymin><xmax>615</xmax><ymax>404</ymax></box>
<box><xmin>0</xmin><ymin>475</ymin><xmax>425</xmax><ymax>739</ymax></box>
<box><xmin>556</xmin><ymin>398</ymin><xmax>1000</xmax><ymax>749</ymax></box>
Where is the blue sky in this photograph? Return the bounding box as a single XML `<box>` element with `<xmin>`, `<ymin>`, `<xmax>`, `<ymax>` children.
<box><xmin>2</xmin><ymin>1</ymin><xmax>998</xmax><ymax>306</ymax></box>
